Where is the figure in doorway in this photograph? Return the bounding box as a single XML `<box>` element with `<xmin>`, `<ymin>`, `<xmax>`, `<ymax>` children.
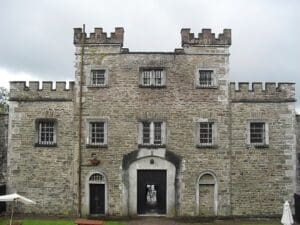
<box><xmin>146</xmin><ymin>184</ymin><xmax>157</xmax><ymax>205</ymax></box>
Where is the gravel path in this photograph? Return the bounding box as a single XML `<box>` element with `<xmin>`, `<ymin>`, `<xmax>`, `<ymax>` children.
<box><xmin>127</xmin><ymin>217</ymin><xmax>180</xmax><ymax>225</ymax></box>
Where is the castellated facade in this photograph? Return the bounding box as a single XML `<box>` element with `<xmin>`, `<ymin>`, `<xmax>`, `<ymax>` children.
<box><xmin>4</xmin><ymin>26</ymin><xmax>299</xmax><ymax>217</ymax></box>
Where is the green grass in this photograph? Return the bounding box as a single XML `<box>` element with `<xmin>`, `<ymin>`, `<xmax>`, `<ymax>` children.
<box><xmin>0</xmin><ymin>218</ymin><xmax>283</xmax><ymax>225</ymax></box>
<box><xmin>0</xmin><ymin>218</ymin><xmax>125</xmax><ymax>225</ymax></box>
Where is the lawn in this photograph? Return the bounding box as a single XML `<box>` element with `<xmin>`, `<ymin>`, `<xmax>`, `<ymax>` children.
<box><xmin>0</xmin><ymin>218</ymin><xmax>125</xmax><ymax>225</ymax></box>
<box><xmin>0</xmin><ymin>218</ymin><xmax>285</xmax><ymax>225</ymax></box>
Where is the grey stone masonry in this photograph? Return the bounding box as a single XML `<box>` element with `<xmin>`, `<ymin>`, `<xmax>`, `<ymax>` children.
<box><xmin>181</xmin><ymin>28</ymin><xmax>231</xmax><ymax>46</ymax></box>
<box><xmin>0</xmin><ymin>113</ymin><xmax>8</xmax><ymax>185</ymax></box>
<box><xmin>74</xmin><ymin>27</ymin><xmax>124</xmax><ymax>46</ymax></box>
<box><xmin>230</xmin><ymin>82</ymin><xmax>296</xmax><ymax>102</ymax></box>
<box><xmin>5</xmin><ymin>26</ymin><xmax>298</xmax><ymax>218</ymax></box>
<box><xmin>10</xmin><ymin>81</ymin><xmax>74</xmax><ymax>101</ymax></box>
<box><xmin>8</xmin><ymin>86</ymin><xmax>75</xmax><ymax>214</ymax></box>
<box><xmin>296</xmin><ymin>115</ymin><xmax>300</xmax><ymax>192</ymax></box>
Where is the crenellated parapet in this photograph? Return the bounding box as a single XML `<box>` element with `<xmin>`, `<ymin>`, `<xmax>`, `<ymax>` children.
<box><xmin>74</xmin><ymin>27</ymin><xmax>124</xmax><ymax>46</ymax></box>
<box><xmin>9</xmin><ymin>81</ymin><xmax>75</xmax><ymax>101</ymax></box>
<box><xmin>230</xmin><ymin>82</ymin><xmax>296</xmax><ymax>103</ymax></box>
<box><xmin>181</xmin><ymin>28</ymin><xmax>231</xmax><ymax>47</ymax></box>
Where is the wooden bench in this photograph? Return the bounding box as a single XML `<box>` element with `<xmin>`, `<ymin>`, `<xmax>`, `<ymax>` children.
<box><xmin>74</xmin><ymin>218</ymin><xmax>103</xmax><ymax>225</ymax></box>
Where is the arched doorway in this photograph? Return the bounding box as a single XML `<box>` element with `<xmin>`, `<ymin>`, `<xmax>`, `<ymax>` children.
<box><xmin>197</xmin><ymin>172</ymin><xmax>218</xmax><ymax>216</ymax></box>
<box><xmin>88</xmin><ymin>172</ymin><xmax>106</xmax><ymax>215</ymax></box>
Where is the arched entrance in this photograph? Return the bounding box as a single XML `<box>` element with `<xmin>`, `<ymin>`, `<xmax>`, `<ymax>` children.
<box><xmin>196</xmin><ymin>171</ymin><xmax>218</xmax><ymax>216</ymax></box>
<box><xmin>122</xmin><ymin>149</ymin><xmax>181</xmax><ymax>217</ymax></box>
<box><xmin>88</xmin><ymin>172</ymin><xmax>106</xmax><ymax>215</ymax></box>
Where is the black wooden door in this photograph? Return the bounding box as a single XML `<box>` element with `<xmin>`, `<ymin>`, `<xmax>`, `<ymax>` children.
<box><xmin>137</xmin><ymin>170</ymin><xmax>166</xmax><ymax>214</ymax></box>
<box><xmin>90</xmin><ymin>184</ymin><xmax>105</xmax><ymax>214</ymax></box>
<box><xmin>0</xmin><ymin>185</ymin><xmax>6</xmax><ymax>213</ymax></box>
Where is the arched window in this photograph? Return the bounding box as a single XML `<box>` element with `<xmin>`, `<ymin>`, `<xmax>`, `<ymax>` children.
<box><xmin>89</xmin><ymin>173</ymin><xmax>105</xmax><ymax>183</ymax></box>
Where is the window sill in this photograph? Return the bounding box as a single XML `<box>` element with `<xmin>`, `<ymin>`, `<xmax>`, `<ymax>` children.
<box><xmin>196</xmin><ymin>86</ymin><xmax>218</xmax><ymax>89</ymax></box>
<box><xmin>86</xmin><ymin>144</ymin><xmax>108</xmax><ymax>148</ymax></box>
<box><xmin>34</xmin><ymin>143</ymin><xmax>57</xmax><ymax>147</ymax></box>
<box><xmin>139</xmin><ymin>85</ymin><xmax>166</xmax><ymax>88</ymax></box>
<box><xmin>196</xmin><ymin>144</ymin><xmax>218</xmax><ymax>149</ymax></box>
<box><xmin>248</xmin><ymin>144</ymin><xmax>269</xmax><ymax>149</ymax></box>
<box><xmin>87</xmin><ymin>85</ymin><xmax>109</xmax><ymax>88</ymax></box>
<box><xmin>138</xmin><ymin>144</ymin><xmax>166</xmax><ymax>148</ymax></box>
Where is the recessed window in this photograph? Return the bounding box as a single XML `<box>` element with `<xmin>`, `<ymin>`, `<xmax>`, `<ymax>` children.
<box><xmin>139</xmin><ymin>121</ymin><xmax>165</xmax><ymax>147</ymax></box>
<box><xmin>250</xmin><ymin>122</ymin><xmax>266</xmax><ymax>145</ymax></box>
<box><xmin>87</xmin><ymin>121</ymin><xmax>107</xmax><ymax>147</ymax></box>
<box><xmin>142</xmin><ymin>122</ymin><xmax>151</xmax><ymax>144</ymax></box>
<box><xmin>197</xmin><ymin>70</ymin><xmax>216</xmax><ymax>88</ymax></box>
<box><xmin>154</xmin><ymin>122</ymin><xmax>162</xmax><ymax>145</ymax></box>
<box><xmin>140</xmin><ymin>69</ymin><xmax>165</xmax><ymax>87</ymax></box>
<box><xmin>89</xmin><ymin>69</ymin><xmax>108</xmax><ymax>87</ymax></box>
<box><xmin>196</xmin><ymin>121</ymin><xmax>216</xmax><ymax>148</ymax></box>
<box><xmin>200</xmin><ymin>122</ymin><xmax>213</xmax><ymax>145</ymax></box>
<box><xmin>35</xmin><ymin>119</ymin><xmax>57</xmax><ymax>147</ymax></box>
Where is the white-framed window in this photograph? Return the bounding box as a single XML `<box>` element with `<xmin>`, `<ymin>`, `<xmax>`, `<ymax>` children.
<box><xmin>35</xmin><ymin>119</ymin><xmax>57</xmax><ymax>146</ymax></box>
<box><xmin>140</xmin><ymin>68</ymin><xmax>166</xmax><ymax>87</ymax></box>
<box><xmin>88</xmin><ymin>68</ymin><xmax>108</xmax><ymax>87</ymax></box>
<box><xmin>196</xmin><ymin>69</ymin><xmax>217</xmax><ymax>88</ymax></box>
<box><xmin>91</xmin><ymin>70</ymin><xmax>105</xmax><ymax>86</ymax></box>
<box><xmin>139</xmin><ymin>121</ymin><xmax>166</xmax><ymax>146</ymax></box>
<box><xmin>86</xmin><ymin>120</ymin><xmax>108</xmax><ymax>147</ymax></box>
<box><xmin>247</xmin><ymin>121</ymin><xmax>269</xmax><ymax>147</ymax></box>
<box><xmin>196</xmin><ymin>121</ymin><xmax>217</xmax><ymax>147</ymax></box>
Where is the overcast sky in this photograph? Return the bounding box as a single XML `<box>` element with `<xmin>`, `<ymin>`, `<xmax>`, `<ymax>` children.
<box><xmin>0</xmin><ymin>0</ymin><xmax>299</xmax><ymax>110</ymax></box>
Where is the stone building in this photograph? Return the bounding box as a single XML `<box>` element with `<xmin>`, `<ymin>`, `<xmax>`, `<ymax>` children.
<box><xmin>0</xmin><ymin>113</ymin><xmax>8</xmax><ymax>213</ymax></box>
<box><xmin>5</xmin><ymin>26</ymin><xmax>298</xmax><ymax>217</ymax></box>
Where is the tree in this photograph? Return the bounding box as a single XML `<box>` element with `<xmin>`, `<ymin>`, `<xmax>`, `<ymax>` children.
<box><xmin>0</xmin><ymin>87</ymin><xmax>9</xmax><ymax>113</ymax></box>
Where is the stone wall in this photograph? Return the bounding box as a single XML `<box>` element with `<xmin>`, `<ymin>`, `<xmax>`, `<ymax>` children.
<box><xmin>296</xmin><ymin>115</ymin><xmax>300</xmax><ymax>192</ymax></box>
<box><xmin>230</xmin><ymin>102</ymin><xmax>296</xmax><ymax>216</ymax></box>
<box><xmin>8</xmin><ymin>98</ymin><xmax>75</xmax><ymax>214</ymax></box>
<box><xmin>0</xmin><ymin>113</ymin><xmax>8</xmax><ymax>185</ymax></box>
<box><xmin>6</xmin><ymin>26</ymin><xmax>297</xmax><ymax>217</ymax></box>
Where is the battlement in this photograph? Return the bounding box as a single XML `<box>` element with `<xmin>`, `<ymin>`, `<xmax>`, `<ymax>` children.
<box><xmin>230</xmin><ymin>82</ymin><xmax>296</xmax><ymax>103</ymax></box>
<box><xmin>74</xmin><ymin>27</ymin><xmax>124</xmax><ymax>46</ymax></box>
<box><xmin>9</xmin><ymin>81</ymin><xmax>74</xmax><ymax>101</ymax></box>
<box><xmin>181</xmin><ymin>28</ymin><xmax>231</xmax><ymax>47</ymax></box>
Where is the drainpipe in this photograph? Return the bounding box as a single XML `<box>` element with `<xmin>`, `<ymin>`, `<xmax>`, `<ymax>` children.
<box><xmin>78</xmin><ymin>24</ymin><xmax>85</xmax><ymax>217</ymax></box>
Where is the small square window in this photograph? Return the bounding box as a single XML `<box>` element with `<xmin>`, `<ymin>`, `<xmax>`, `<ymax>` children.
<box><xmin>35</xmin><ymin>119</ymin><xmax>57</xmax><ymax>147</ymax></box>
<box><xmin>87</xmin><ymin>120</ymin><xmax>108</xmax><ymax>147</ymax></box>
<box><xmin>140</xmin><ymin>69</ymin><xmax>165</xmax><ymax>87</ymax></box>
<box><xmin>91</xmin><ymin>70</ymin><xmax>106</xmax><ymax>86</ymax></box>
<box><xmin>197</xmin><ymin>70</ymin><xmax>216</xmax><ymax>88</ymax></box>
<box><xmin>250</xmin><ymin>122</ymin><xmax>265</xmax><ymax>145</ymax></box>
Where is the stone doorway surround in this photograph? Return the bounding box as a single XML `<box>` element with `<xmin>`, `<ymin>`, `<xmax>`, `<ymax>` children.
<box><xmin>122</xmin><ymin>148</ymin><xmax>181</xmax><ymax>217</ymax></box>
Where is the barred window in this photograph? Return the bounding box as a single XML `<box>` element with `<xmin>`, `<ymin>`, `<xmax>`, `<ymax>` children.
<box><xmin>199</xmin><ymin>122</ymin><xmax>213</xmax><ymax>146</ymax></box>
<box><xmin>140</xmin><ymin>121</ymin><xmax>165</xmax><ymax>146</ymax></box>
<box><xmin>141</xmin><ymin>69</ymin><xmax>165</xmax><ymax>87</ymax></box>
<box><xmin>154</xmin><ymin>70</ymin><xmax>162</xmax><ymax>86</ymax></box>
<box><xmin>89</xmin><ymin>122</ymin><xmax>105</xmax><ymax>145</ymax></box>
<box><xmin>154</xmin><ymin>122</ymin><xmax>162</xmax><ymax>145</ymax></box>
<box><xmin>143</xmin><ymin>71</ymin><xmax>151</xmax><ymax>86</ymax></box>
<box><xmin>250</xmin><ymin>122</ymin><xmax>265</xmax><ymax>144</ymax></box>
<box><xmin>91</xmin><ymin>70</ymin><xmax>106</xmax><ymax>86</ymax></box>
<box><xmin>89</xmin><ymin>173</ymin><xmax>104</xmax><ymax>183</ymax></box>
<box><xmin>143</xmin><ymin>122</ymin><xmax>151</xmax><ymax>144</ymax></box>
<box><xmin>199</xmin><ymin>70</ymin><xmax>213</xmax><ymax>87</ymax></box>
<box><xmin>36</xmin><ymin>119</ymin><xmax>57</xmax><ymax>146</ymax></box>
